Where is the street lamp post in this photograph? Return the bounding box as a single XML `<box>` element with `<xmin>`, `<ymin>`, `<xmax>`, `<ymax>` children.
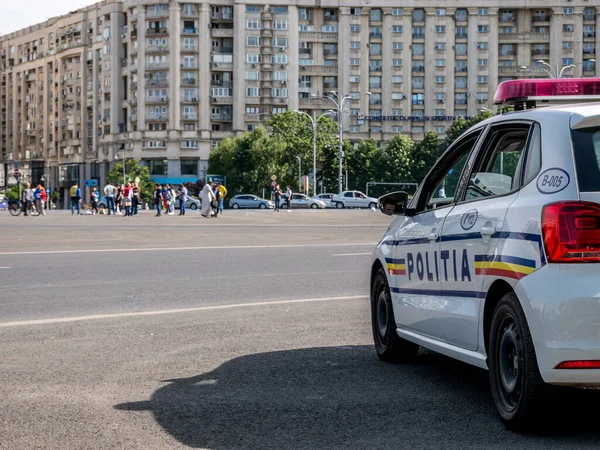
<box><xmin>293</xmin><ymin>110</ymin><xmax>334</xmax><ymax>196</ymax></box>
<box><xmin>295</xmin><ymin>155</ymin><xmax>302</xmax><ymax>193</ymax></box>
<box><xmin>115</xmin><ymin>151</ymin><xmax>126</xmax><ymax>186</ymax></box>
<box><xmin>322</xmin><ymin>92</ymin><xmax>353</xmax><ymax>194</ymax></box>
<box><xmin>535</xmin><ymin>59</ymin><xmax>596</xmax><ymax>78</ymax></box>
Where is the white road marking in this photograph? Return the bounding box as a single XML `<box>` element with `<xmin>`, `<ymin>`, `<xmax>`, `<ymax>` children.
<box><xmin>0</xmin><ymin>295</ymin><xmax>368</xmax><ymax>328</ymax></box>
<box><xmin>332</xmin><ymin>253</ymin><xmax>372</xmax><ymax>256</ymax></box>
<box><xmin>0</xmin><ymin>266</ymin><xmax>10</xmax><ymax>269</ymax></box>
<box><xmin>0</xmin><ymin>242</ymin><xmax>376</xmax><ymax>256</ymax></box>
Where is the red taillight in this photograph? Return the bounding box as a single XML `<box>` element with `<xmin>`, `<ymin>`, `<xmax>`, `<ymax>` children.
<box><xmin>555</xmin><ymin>360</ymin><xmax>600</xmax><ymax>369</ymax></box>
<box><xmin>542</xmin><ymin>201</ymin><xmax>600</xmax><ymax>263</ymax></box>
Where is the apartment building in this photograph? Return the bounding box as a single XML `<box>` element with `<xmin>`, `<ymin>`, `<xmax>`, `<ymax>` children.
<box><xmin>1</xmin><ymin>1</ymin><xmax>599</xmax><ymax>194</ymax></box>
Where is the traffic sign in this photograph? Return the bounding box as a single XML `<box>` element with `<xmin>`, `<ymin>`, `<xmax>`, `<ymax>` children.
<box><xmin>84</xmin><ymin>179</ymin><xmax>98</xmax><ymax>187</ymax></box>
<box><xmin>271</xmin><ymin>175</ymin><xmax>277</xmax><ymax>181</ymax></box>
<box><xmin>13</xmin><ymin>169</ymin><xmax>20</xmax><ymax>179</ymax></box>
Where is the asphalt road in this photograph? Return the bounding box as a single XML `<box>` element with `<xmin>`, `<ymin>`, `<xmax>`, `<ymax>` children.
<box><xmin>1</xmin><ymin>210</ymin><xmax>600</xmax><ymax>449</ymax></box>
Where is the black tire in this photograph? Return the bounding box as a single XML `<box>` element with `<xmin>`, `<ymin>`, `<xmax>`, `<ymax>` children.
<box><xmin>489</xmin><ymin>292</ymin><xmax>550</xmax><ymax>432</ymax></box>
<box><xmin>259</xmin><ymin>203</ymin><xmax>266</xmax><ymax>209</ymax></box>
<box><xmin>189</xmin><ymin>203</ymin><xmax>198</xmax><ymax>210</ymax></box>
<box><xmin>310</xmin><ymin>203</ymin><xmax>318</xmax><ymax>209</ymax></box>
<box><xmin>368</xmin><ymin>202</ymin><xmax>377</xmax><ymax>210</ymax></box>
<box><xmin>231</xmin><ymin>203</ymin><xmax>239</xmax><ymax>209</ymax></box>
<box><xmin>336</xmin><ymin>202</ymin><xmax>344</xmax><ymax>209</ymax></box>
<box><xmin>371</xmin><ymin>267</ymin><xmax>419</xmax><ymax>362</ymax></box>
<box><xmin>8</xmin><ymin>202</ymin><xmax>22</xmax><ymax>216</ymax></box>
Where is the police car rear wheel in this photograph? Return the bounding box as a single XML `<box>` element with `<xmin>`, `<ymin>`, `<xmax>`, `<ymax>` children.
<box><xmin>371</xmin><ymin>268</ymin><xmax>419</xmax><ymax>363</ymax></box>
<box><xmin>489</xmin><ymin>292</ymin><xmax>548</xmax><ymax>432</ymax></box>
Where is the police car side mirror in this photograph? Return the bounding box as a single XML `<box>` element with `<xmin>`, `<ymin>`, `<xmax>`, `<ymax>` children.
<box><xmin>378</xmin><ymin>191</ymin><xmax>409</xmax><ymax>216</ymax></box>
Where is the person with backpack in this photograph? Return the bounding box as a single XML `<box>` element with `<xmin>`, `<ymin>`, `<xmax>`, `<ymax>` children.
<box><xmin>69</xmin><ymin>183</ymin><xmax>81</xmax><ymax>215</ymax></box>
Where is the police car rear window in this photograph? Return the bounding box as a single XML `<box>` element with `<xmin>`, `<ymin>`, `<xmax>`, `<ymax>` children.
<box><xmin>571</xmin><ymin>126</ymin><xmax>600</xmax><ymax>192</ymax></box>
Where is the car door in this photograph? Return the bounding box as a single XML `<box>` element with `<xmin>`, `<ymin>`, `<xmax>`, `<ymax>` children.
<box><xmin>391</xmin><ymin>128</ymin><xmax>485</xmax><ymax>342</ymax></box>
<box><xmin>355</xmin><ymin>192</ymin><xmax>368</xmax><ymax>208</ymax></box>
<box><xmin>438</xmin><ymin>121</ymin><xmax>533</xmax><ymax>351</ymax></box>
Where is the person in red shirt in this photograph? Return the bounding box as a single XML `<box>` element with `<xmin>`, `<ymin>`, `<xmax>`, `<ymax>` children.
<box><xmin>39</xmin><ymin>185</ymin><xmax>47</xmax><ymax>216</ymax></box>
<box><xmin>123</xmin><ymin>183</ymin><xmax>133</xmax><ymax>217</ymax></box>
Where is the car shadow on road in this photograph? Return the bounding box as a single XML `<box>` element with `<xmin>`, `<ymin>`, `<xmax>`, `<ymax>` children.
<box><xmin>115</xmin><ymin>345</ymin><xmax>600</xmax><ymax>449</ymax></box>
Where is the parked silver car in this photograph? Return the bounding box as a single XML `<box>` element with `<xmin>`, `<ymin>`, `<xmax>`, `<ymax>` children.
<box><xmin>312</xmin><ymin>193</ymin><xmax>336</xmax><ymax>208</ymax></box>
<box><xmin>280</xmin><ymin>193</ymin><xmax>326</xmax><ymax>209</ymax></box>
<box><xmin>229</xmin><ymin>194</ymin><xmax>275</xmax><ymax>209</ymax></box>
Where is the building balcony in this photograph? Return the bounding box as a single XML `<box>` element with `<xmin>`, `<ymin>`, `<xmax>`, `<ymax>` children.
<box><xmin>147</xmin><ymin>79</ymin><xmax>168</xmax><ymax>87</ymax></box>
<box><xmin>146</xmin><ymin>95</ymin><xmax>169</xmax><ymax>104</ymax></box>
<box><xmin>147</xmin><ymin>113</ymin><xmax>168</xmax><ymax>121</ymax></box>
<box><xmin>182</xmin><ymin>112</ymin><xmax>197</xmax><ymax>120</ymax></box>
<box><xmin>298</xmin><ymin>65</ymin><xmax>338</xmax><ymax>75</ymax></box>
<box><xmin>583</xmin><ymin>49</ymin><xmax>596</xmax><ymax>55</ymax></box>
<box><xmin>182</xmin><ymin>28</ymin><xmax>198</xmax><ymax>35</ymax></box>
<box><xmin>324</xmin><ymin>49</ymin><xmax>338</xmax><ymax>57</ymax></box>
<box><xmin>147</xmin><ymin>10</ymin><xmax>169</xmax><ymax>18</ymax></box>
<box><xmin>212</xmin><ymin>12</ymin><xmax>233</xmax><ymax>21</ymax></box>
<box><xmin>130</xmin><ymin>82</ymin><xmax>138</xmax><ymax>90</ymax></box>
<box><xmin>210</xmin><ymin>96</ymin><xmax>233</xmax><ymax>104</ymax></box>
<box><xmin>211</xmin><ymin>28</ymin><xmax>234</xmax><ymax>38</ymax></box>
<box><xmin>499</xmin><ymin>51</ymin><xmax>517</xmax><ymax>57</ymax></box>
<box><xmin>182</xmin><ymin>78</ymin><xmax>197</xmax><ymax>86</ymax></box>
<box><xmin>412</xmin><ymin>33</ymin><xmax>425</xmax><ymax>39</ymax></box>
<box><xmin>146</xmin><ymin>28</ymin><xmax>168</xmax><ymax>35</ymax></box>
<box><xmin>211</xmin><ymin>113</ymin><xmax>232</xmax><ymax>121</ymax></box>
<box><xmin>455</xmin><ymin>33</ymin><xmax>468</xmax><ymax>40</ymax></box>
<box><xmin>298</xmin><ymin>31</ymin><xmax>338</xmax><ymax>42</ymax></box>
<box><xmin>182</xmin><ymin>96</ymin><xmax>199</xmax><ymax>103</ymax></box>
<box><xmin>182</xmin><ymin>45</ymin><xmax>197</xmax><ymax>52</ymax></box>
<box><xmin>532</xmin><ymin>49</ymin><xmax>550</xmax><ymax>57</ymax></box>
<box><xmin>532</xmin><ymin>14</ymin><xmax>550</xmax><ymax>23</ymax></box>
<box><xmin>147</xmin><ymin>62</ymin><xmax>169</xmax><ymax>70</ymax></box>
<box><xmin>212</xmin><ymin>80</ymin><xmax>233</xmax><ymax>88</ymax></box>
<box><xmin>499</xmin><ymin>16</ymin><xmax>516</xmax><ymax>23</ymax></box>
<box><xmin>147</xmin><ymin>45</ymin><xmax>169</xmax><ymax>53</ymax></box>
<box><xmin>370</xmin><ymin>32</ymin><xmax>383</xmax><ymax>39</ymax></box>
<box><xmin>584</xmin><ymin>32</ymin><xmax>596</xmax><ymax>39</ymax></box>
<box><xmin>499</xmin><ymin>31</ymin><xmax>549</xmax><ymax>42</ymax></box>
<box><xmin>130</xmin><ymin>97</ymin><xmax>138</xmax><ymax>105</ymax></box>
<box><xmin>211</xmin><ymin>62</ymin><xmax>233</xmax><ymax>71</ymax></box>
<box><xmin>299</xmin><ymin>48</ymin><xmax>312</xmax><ymax>55</ymax></box>
<box><xmin>181</xmin><ymin>63</ymin><xmax>198</xmax><ymax>70</ymax></box>
<box><xmin>584</xmin><ymin>15</ymin><xmax>595</xmax><ymax>21</ymax></box>
<box><xmin>130</xmin><ymin>114</ymin><xmax>137</xmax><ymax>121</ymax></box>
<box><xmin>324</xmin><ymin>14</ymin><xmax>338</xmax><ymax>22</ymax></box>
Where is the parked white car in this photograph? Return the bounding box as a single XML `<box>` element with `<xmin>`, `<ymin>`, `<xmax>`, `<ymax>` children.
<box><xmin>332</xmin><ymin>191</ymin><xmax>378</xmax><ymax>209</ymax></box>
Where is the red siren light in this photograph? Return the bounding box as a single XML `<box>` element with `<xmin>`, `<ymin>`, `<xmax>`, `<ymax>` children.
<box><xmin>494</xmin><ymin>78</ymin><xmax>600</xmax><ymax>107</ymax></box>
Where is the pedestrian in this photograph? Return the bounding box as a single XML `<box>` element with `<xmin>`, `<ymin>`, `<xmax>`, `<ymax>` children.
<box><xmin>273</xmin><ymin>184</ymin><xmax>282</xmax><ymax>212</ymax></box>
<box><xmin>213</xmin><ymin>184</ymin><xmax>221</xmax><ymax>219</ymax></box>
<box><xmin>90</xmin><ymin>187</ymin><xmax>99</xmax><ymax>215</ymax></box>
<box><xmin>69</xmin><ymin>183</ymin><xmax>81</xmax><ymax>215</ymax></box>
<box><xmin>217</xmin><ymin>182</ymin><xmax>227</xmax><ymax>215</ymax></box>
<box><xmin>165</xmin><ymin>183</ymin><xmax>175</xmax><ymax>215</ymax></box>
<box><xmin>169</xmin><ymin>184</ymin><xmax>177</xmax><ymax>215</ymax></box>
<box><xmin>22</xmin><ymin>182</ymin><xmax>34</xmax><ymax>216</ymax></box>
<box><xmin>123</xmin><ymin>183</ymin><xmax>133</xmax><ymax>216</ymax></box>
<box><xmin>285</xmin><ymin>185</ymin><xmax>292</xmax><ymax>212</ymax></box>
<box><xmin>39</xmin><ymin>185</ymin><xmax>47</xmax><ymax>215</ymax></box>
<box><xmin>34</xmin><ymin>184</ymin><xmax>45</xmax><ymax>216</ymax></box>
<box><xmin>154</xmin><ymin>183</ymin><xmax>163</xmax><ymax>216</ymax></box>
<box><xmin>103</xmin><ymin>181</ymin><xmax>116</xmax><ymax>215</ymax></box>
<box><xmin>201</xmin><ymin>180</ymin><xmax>215</xmax><ymax>218</ymax></box>
<box><xmin>132</xmin><ymin>182</ymin><xmax>141</xmax><ymax>215</ymax></box>
<box><xmin>51</xmin><ymin>188</ymin><xmax>60</xmax><ymax>210</ymax></box>
<box><xmin>115</xmin><ymin>184</ymin><xmax>124</xmax><ymax>215</ymax></box>
<box><xmin>178</xmin><ymin>183</ymin><xmax>188</xmax><ymax>216</ymax></box>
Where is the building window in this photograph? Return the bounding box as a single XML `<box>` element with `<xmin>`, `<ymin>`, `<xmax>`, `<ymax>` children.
<box><xmin>391</xmin><ymin>25</ymin><xmax>403</xmax><ymax>33</ymax></box>
<box><xmin>563</xmin><ymin>24</ymin><xmax>574</xmax><ymax>32</ymax></box>
<box><xmin>434</xmin><ymin>93</ymin><xmax>446</xmax><ymax>102</ymax></box>
<box><xmin>413</xmin><ymin>9</ymin><xmax>425</xmax><ymax>21</ymax></box>
<box><xmin>392</xmin><ymin>8</ymin><xmax>403</xmax><ymax>16</ymax></box>
<box><xmin>181</xmin><ymin>141</ymin><xmax>199</xmax><ymax>149</ymax></box>
<box><xmin>478</xmin><ymin>8</ymin><xmax>488</xmax><ymax>16</ymax></box>
<box><xmin>246</xmin><ymin>19</ymin><xmax>260</xmax><ymax>29</ymax></box>
<box><xmin>434</xmin><ymin>109</ymin><xmax>445</xmax><ymax>116</ymax></box>
<box><xmin>563</xmin><ymin>7</ymin><xmax>574</xmax><ymax>15</ymax></box>
<box><xmin>477</xmin><ymin>75</ymin><xmax>489</xmax><ymax>84</ymax></box>
<box><xmin>246</xmin><ymin>36</ymin><xmax>260</xmax><ymax>46</ymax></box>
<box><xmin>412</xmin><ymin>127</ymin><xmax>424</xmax><ymax>134</ymax></box>
<box><xmin>271</xmin><ymin>88</ymin><xmax>288</xmax><ymax>97</ymax></box>
<box><xmin>391</xmin><ymin>93</ymin><xmax>405</xmax><ymax>100</ymax></box>
<box><xmin>246</xmin><ymin>5</ymin><xmax>260</xmax><ymax>12</ymax></box>
<box><xmin>349</xmin><ymin>75</ymin><xmax>360</xmax><ymax>83</ymax></box>
<box><xmin>350</xmin><ymin>8</ymin><xmax>360</xmax><ymax>15</ymax></box>
<box><xmin>272</xmin><ymin>6</ymin><xmax>287</xmax><ymax>13</ymax></box>
<box><xmin>392</xmin><ymin>126</ymin><xmax>403</xmax><ymax>133</ymax></box>
<box><xmin>434</xmin><ymin>75</ymin><xmax>445</xmax><ymax>84</ymax></box>
<box><xmin>148</xmin><ymin>160</ymin><xmax>167</xmax><ymax>175</ymax></box>
<box><xmin>350</xmin><ymin>41</ymin><xmax>360</xmax><ymax>49</ymax></box>
<box><xmin>322</xmin><ymin>25</ymin><xmax>337</xmax><ymax>32</ymax></box>
<box><xmin>349</xmin><ymin>125</ymin><xmax>360</xmax><ymax>133</ymax></box>
<box><xmin>245</xmin><ymin>70</ymin><xmax>260</xmax><ymax>80</ymax></box>
<box><xmin>298</xmin><ymin>8</ymin><xmax>310</xmax><ymax>20</ymax></box>
<box><xmin>392</xmin><ymin>42</ymin><xmax>403</xmax><ymax>50</ymax></box>
<box><xmin>350</xmin><ymin>24</ymin><xmax>360</xmax><ymax>33</ymax></box>
<box><xmin>370</xmin><ymin>44</ymin><xmax>382</xmax><ymax>56</ymax></box>
<box><xmin>273</xmin><ymin>37</ymin><xmax>288</xmax><ymax>47</ymax></box>
<box><xmin>412</xmin><ymin>44</ymin><xmax>424</xmax><ymax>56</ymax></box>
<box><xmin>412</xmin><ymin>93</ymin><xmax>424</xmax><ymax>105</ymax></box>
<box><xmin>350</xmin><ymin>58</ymin><xmax>360</xmax><ymax>66</ymax></box>
<box><xmin>392</xmin><ymin>59</ymin><xmax>403</xmax><ymax>67</ymax></box>
<box><xmin>434</xmin><ymin>59</ymin><xmax>446</xmax><ymax>67</ymax></box>
<box><xmin>392</xmin><ymin>75</ymin><xmax>403</xmax><ymax>83</ymax></box>
<box><xmin>435</xmin><ymin>8</ymin><xmax>446</xmax><ymax>16</ymax></box>
<box><xmin>563</xmin><ymin>41</ymin><xmax>573</xmax><ymax>49</ymax></box>
<box><xmin>392</xmin><ymin>109</ymin><xmax>403</xmax><ymax>115</ymax></box>
<box><xmin>274</xmin><ymin>19</ymin><xmax>288</xmax><ymax>30</ymax></box>
<box><xmin>477</xmin><ymin>42</ymin><xmax>489</xmax><ymax>50</ymax></box>
<box><xmin>435</xmin><ymin>25</ymin><xmax>446</xmax><ymax>33</ymax></box>
<box><xmin>435</xmin><ymin>127</ymin><xmax>446</xmax><ymax>134</ymax></box>
<box><xmin>478</xmin><ymin>25</ymin><xmax>489</xmax><ymax>33</ymax></box>
<box><xmin>370</xmin><ymin>9</ymin><xmax>382</xmax><ymax>22</ymax></box>
<box><xmin>562</xmin><ymin>58</ymin><xmax>574</xmax><ymax>66</ymax></box>
<box><xmin>456</xmin><ymin>9</ymin><xmax>468</xmax><ymax>21</ymax></box>
<box><xmin>273</xmin><ymin>71</ymin><xmax>287</xmax><ymax>80</ymax></box>
<box><xmin>246</xmin><ymin>53</ymin><xmax>261</xmax><ymax>63</ymax></box>
<box><xmin>272</xmin><ymin>54</ymin><xmax>288</xmax><ymax>64</ymax></box>
<box><xmin>477</xmin><ymin>59</ymin><xmax>488</xmax><ymax>67</ymax></box>
<box><xmin>246</xmin><ymin>87</ymin><xmax>260</xmax><ymax>97</ymax></box>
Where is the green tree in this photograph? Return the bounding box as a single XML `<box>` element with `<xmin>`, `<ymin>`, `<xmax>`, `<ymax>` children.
<box><xmin>106</xmin><ymin>159</ymin><xmax>154</xmax><ymax>203</ymax></box>
<box><xmin>412</xmin><ymin>131</ymin><xmax>443</xmax><ymax>183</ymax></box>
<box><xmin>444</xmin><ymin>110</ymin><xmax>494</xmax><ymax>148</ymax></box>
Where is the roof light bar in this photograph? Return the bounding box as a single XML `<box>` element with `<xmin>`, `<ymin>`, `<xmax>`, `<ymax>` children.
<box><xmin>494</xmin><ymin>78</ymin><xmax>600</xmax><ymax>110</ymax></box>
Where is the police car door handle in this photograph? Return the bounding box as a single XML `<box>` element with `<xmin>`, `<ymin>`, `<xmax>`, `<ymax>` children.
<box><xmin>428</xmin><ymin>232</ymin><xmax>438</xmax><ymax>242</ymax></box>
<box><xmin>481</xmin><ymin>226</ymin><xmax>496</xmax><ymax>237</ymax></box>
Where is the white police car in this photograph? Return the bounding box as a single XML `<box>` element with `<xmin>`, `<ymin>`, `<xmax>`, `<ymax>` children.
<box><xmin>371</xmin><ymin>78</ymin><xmax>600</xmax><ymax>431</ymax></box>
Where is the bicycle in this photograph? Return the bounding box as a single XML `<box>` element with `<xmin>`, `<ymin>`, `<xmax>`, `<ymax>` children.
<box><xmin>8</xmin><ymin>200</ymin><xmax>40</xmax><ymax>217</ymax></box>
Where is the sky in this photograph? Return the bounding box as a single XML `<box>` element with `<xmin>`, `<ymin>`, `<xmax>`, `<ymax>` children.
<box><xmin>1</xmin><ymin>1</ymin><xmax>97</xmax><ymax>36</ymax></box>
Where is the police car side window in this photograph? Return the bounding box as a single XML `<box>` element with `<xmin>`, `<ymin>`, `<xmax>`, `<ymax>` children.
<box><xmin>522</xmin><ymin>124</ymin><xmax>542</xmax><ymax>186</ymax></box>
<box><xmin>422</xmin><ymin>131</ymin><xmax>482</xmax><ymax>211</ymax></box>
<box><xmin>465</xmin><ymin>124</ymin><xmax>530</xmax><ymax>201</ymax></box>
